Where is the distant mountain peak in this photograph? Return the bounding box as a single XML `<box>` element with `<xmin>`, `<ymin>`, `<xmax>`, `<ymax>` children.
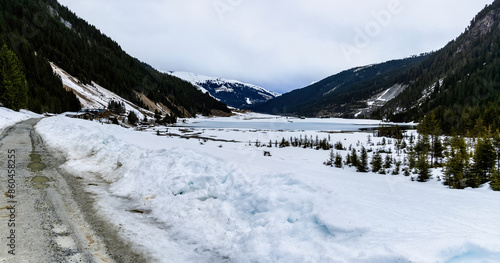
<box><xmin>167</xmin><ymin>71</ymin><xmax>280</xmax><ymax>109</ymax></box>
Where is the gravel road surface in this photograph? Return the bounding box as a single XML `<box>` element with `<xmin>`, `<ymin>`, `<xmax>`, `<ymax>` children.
<box><xmin>0</xmin><ymin>119</ymin><xmax>145</xmax><ymax>262</ymax></box>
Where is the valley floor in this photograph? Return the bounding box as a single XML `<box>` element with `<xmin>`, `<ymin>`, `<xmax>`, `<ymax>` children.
<box><xmin>1</xmin><ymin>108</ymin><xmax>500</xmax><ymax>262</ymax></box>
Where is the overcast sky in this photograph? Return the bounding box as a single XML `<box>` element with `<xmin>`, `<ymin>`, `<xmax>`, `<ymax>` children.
<box><xmin>57</xmin><ymin>0</ymin><xmax>493</xmax><ymax>93</ymax></box>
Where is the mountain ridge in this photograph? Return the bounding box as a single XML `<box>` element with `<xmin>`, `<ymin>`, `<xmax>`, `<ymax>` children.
<box><xmin>167</xmin><ymin>71</ymin><xmax>280</xmax><ymax>109</ymax></box>
<box><xmin>251</xmin><ymin>55</ymin><xmax>428</xmax><ymax>117</ymax></box>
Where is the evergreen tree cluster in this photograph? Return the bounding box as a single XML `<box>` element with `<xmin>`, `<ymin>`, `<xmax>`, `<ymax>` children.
<box><xmin>0</xmin><ymin>44</ymin><xmax>28</xmax><ymax>110</ymax></box>
<box><xmin>160</xmin><ymin>113</ymin><xmax>177</xmax><ymax>125</ymax></box>
<box><xmin>251</xmin><ymin>134</ymin><xmax>335</xmax><ymax>151</ymax></box>
<box><xmin>444</xmin><ymin>130</ymin><xmax>500</xmax><ymax>190</ymax></box>
<box><xmin>0</xmin><ymin>0</ymin><xmax>229</xmax><ymax>115</ymax></box>
<box><xmin>107</xmin><ymin>100</ymin><xmax>125</xmax><ymax>115</ymax></box>
<box><xmin>127</xmin><ymin>111</ymin><xmax>138</xmax><ymax>125</ymax></box>
<box><xmin>323</xmin><ymin>124</ymin><xmax>500</xmax><ymax>191</ymax></box>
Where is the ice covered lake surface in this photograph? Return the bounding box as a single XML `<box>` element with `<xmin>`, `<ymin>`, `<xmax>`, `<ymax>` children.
<box><xmin>179</xmin><ymin>115</ymin><xmax>414</xmax><ymax>131</ymax></box>
<box><xmin>20</xmin><ymin>110</ymin><xmax>500</xmax><ymax>263</ymax></box>
<box><xmin>182</xmin><ymin>120</ymin><xmax>380</xmax><ymax>131</ymax></box>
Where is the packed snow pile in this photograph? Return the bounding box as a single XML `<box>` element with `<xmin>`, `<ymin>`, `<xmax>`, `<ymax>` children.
<box><xmin>0</xmin><ymin>107</ymin><xmax>41</xmax><ymax>131</ymax></box>
<box><xmin>36</xmin><ymin>115</ymin><xmax>500</xmax><ymax>263</ymax></box>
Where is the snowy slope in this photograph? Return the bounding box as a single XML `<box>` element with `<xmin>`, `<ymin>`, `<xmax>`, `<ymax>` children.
<box><xmin>0</xmin><ymin>107</ymin><xmax>41</xmax><ymax>132</ymax></box>
<box><xmin>50</xmin><ymin>63</ymin><xmax>153</xmax><ymax>120</ymax></box>
<box><xmin>167</xmin><ymin>71</ymin><xmax>280</xmax><ymax>109</ymax></box>
<box><xmin>35</xmin><ymin>115</ymin><xmax>500</xmax><ymax>263</ymax></box>
<box><xmin>354</xmin><ymin>83</ymin><xmax>409</xmax><ymax>117</ymax></box>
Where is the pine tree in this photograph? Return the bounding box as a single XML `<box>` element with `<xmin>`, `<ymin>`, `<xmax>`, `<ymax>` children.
<box><xmin>0</xmin><ymin>44</ymin><xmax>28</xmax><ymax>111</ymax></box>
<box><xmin>408</xmin><ymin>149</ymin><xmax>417</xmax><ymax>170</ymax></box>
<box><xmin>162</xmin><ymin>113</ymin><xmax>177</xmax><ymax>124</ymax></box>
<box><xmin>418</xmin><ymin>114</ymin><xmax>441</xmax><ymax>165</ymax></box>
<box><xmin>334</xmin><ymin>141</ymin><xmax>344</xmax><ymax>150</ymax></box>
<box><xmin>357</xmin><ymin>146</ymin><xmax>369</xmax><ymax>172</ymax></box>
<box><xmin>416</xmin><ymin>151</ymin><xmax>431</xmax><ymax>182</ymax></box>
<box><xmin>472</xmin><ymin>118</ymin><xmax>487</xmax><ymax>138</ymax></box>
<box><xmin>371</xmin><ymin>151</ymin><xmax>382</xmax><ymax>173</ymax></box>
<box><xmin>154</xmin><ymin>110</ymin><xmax>162</xmax><ymax>124</ymax></box>
<box><xmin>444</xmin><ymin>136</ymin><xmax>469</xmax><ymax>189</ymax></box>
<box><xmin>334</xmin><ymin>152</ymin><xmax>343</xmax><ymax>168</ymax></box>
<box><xmin>392</xmin><ymin>160</ymin><xmax>401</xmax><ymax>175</ymax></box>
<box><xmin>324</xmin><ymin>149</ymin><xmax>335</xmax><ymax>167</ymax></box>
<box><xmin>350</xmin><ymin>148</ymin><xmax>358</xmax><ymax>168</ymax></box>
<box><xmin>345</xmin><ymin>152</ymin><xmax>352</xmax><ymax>166</ymax></box>
<box><xmin>383</xmin><ymin>155</ymin><xmax>393</xmax><ymax>169</ymax></box>
<box><xmin>127</xmin><ymin>111</ymin><xmax>138</xmax><ymax>125</ymax></box>
<box><xmin>432</xmin><ymin>137</ymin><xmax>444</xmax><ymax>167</ymax></box>
<box><xmin>493</xmin><ymin>130</ymin><xmax>500</xmax><ymax>171</ymax></box>
<box><xmin>491</xmin><ymin>168</ymin><xmax>500</xmax><ymax>191</ymax></box>
<box><xmin>471</xmin><ymin>138</ymin><xmax>496</xmax><ymax>187</ymax></box>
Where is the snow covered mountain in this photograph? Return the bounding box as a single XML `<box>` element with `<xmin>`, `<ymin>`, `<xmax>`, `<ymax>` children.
<box><xmin>167</xmin><ymin>71</ymin><xmax>280</xmax><ymax>109</ymax></box>
<box><xmin>252</xmin><ymin>56</ymin><xmax>427</xmax><ymax>118</ymax></box>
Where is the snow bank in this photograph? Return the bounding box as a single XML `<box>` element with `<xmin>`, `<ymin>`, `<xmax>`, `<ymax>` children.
<box><xmin>36</xmin><ymin>117</ymin><xmax>340</xmax><ymax>262</ymax></box>
<box><xmin>36</xmin><ymin>116</ymin><xmax>500</xmax><ymax>263</ymax></box>
<box><xmin>0</xmin><ymin>107</ymin><xmax>41</xmax><ymax>131</ymax></box>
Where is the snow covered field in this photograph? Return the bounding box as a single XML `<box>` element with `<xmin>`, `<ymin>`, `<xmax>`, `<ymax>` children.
<box><xmin>26</xmin><ymin>112</ymin><xmax>500</xmax><ymax>262</ymax></box>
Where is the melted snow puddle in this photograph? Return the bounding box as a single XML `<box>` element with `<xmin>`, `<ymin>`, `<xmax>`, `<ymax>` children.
<box><xmin>28</xmin><ymin>152</ymin><xmax>47</xmax><ymax>172</ymax></box>
<box><xmin>28</xmin><ymin>151</ymin><xmax>50</xmax><ymax>189</ymax></box>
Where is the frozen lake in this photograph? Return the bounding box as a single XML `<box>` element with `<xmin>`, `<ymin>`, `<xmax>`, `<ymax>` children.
<box><xmin>180</xmin><ymin>119</ymin><xmax>412</xmax><ymax>132</ymax></box>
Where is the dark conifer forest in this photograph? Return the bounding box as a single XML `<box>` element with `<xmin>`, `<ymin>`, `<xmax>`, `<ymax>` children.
<box><xmin>0</xmin><ymin>0</ymin><xmax>230</xmax><ymax>116</ymax></box>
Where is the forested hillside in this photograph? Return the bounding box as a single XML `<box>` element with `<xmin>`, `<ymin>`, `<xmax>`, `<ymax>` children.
<box><xmin>375</xmin><ymin>1</ymin><xmax>500</xmax><ymax>135</ymax></box>
<box><xmin>0</xmin><ymin>0</ymin><xmax>230</xmax><ymax>116</ymax></box>
<box><xmin>252</xmin><ymin>54</ymin><xmax>428</xmax><ymax>117</ymax></box>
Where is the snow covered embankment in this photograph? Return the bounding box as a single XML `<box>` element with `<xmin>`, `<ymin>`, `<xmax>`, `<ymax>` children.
<box><xmin>0</xmin><ymin>107</ymin><xmax>41</xmax><ymax>131</ymax></box>
<box><xmin>35</xmin><ymin>116</ymin><xmax>336</xmax><ymax>262</ymax></box>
